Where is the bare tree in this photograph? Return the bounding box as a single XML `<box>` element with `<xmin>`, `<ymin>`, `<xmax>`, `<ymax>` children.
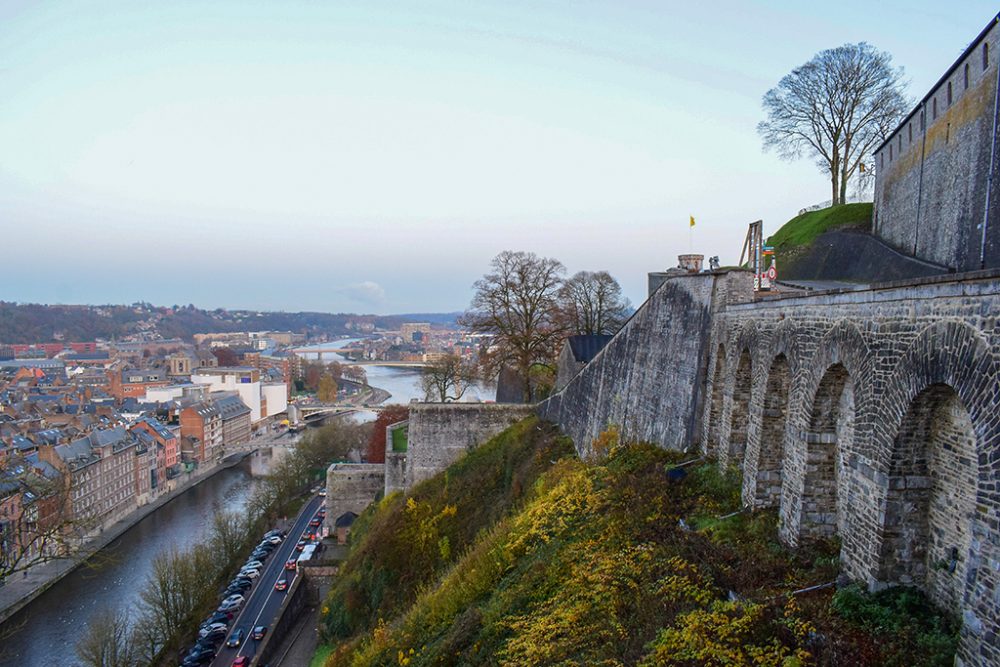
<box><xmin>758</xmin><ymin>42</ymin><xmax>908</xmax><ymax>205</ymax></box>
<box><xmin>556</xmin><ymin>270</ymin><xmax>631</xmax><ymax>336</ymax></box>
<box><xmin>421</xmin><ymin>354</ymin><xmax>478</xmax><ymax>402</ymax></box>
<box><xmin>460</xmin><ymin>251</ymin><xmax>566</xmax><ymax>402</ymax></box>
<box><xmin>0</xmin><ymin>457</ymin><xmax>82</xmax><ymax>586</ymax></box>
<box><xmin>76</xmin><ymin>608</ymin><xmax>138</xmax><ymax>667</ymax></box>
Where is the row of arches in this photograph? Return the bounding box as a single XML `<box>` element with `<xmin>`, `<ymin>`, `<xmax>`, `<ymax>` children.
<box><xmin>704</xmin><ymin>319</ymin><xmax>995</xmax><ymax>635</ymax></box>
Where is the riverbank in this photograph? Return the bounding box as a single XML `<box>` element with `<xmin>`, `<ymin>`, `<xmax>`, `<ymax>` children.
<box><xmin>0</xmin><ymin>450</ymin><xmax>255</xmax><ymax>627</ymax></box>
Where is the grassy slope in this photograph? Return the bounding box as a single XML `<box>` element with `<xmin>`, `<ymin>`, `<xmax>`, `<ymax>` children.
<box><xmin>768</xmin><ymin>203</ymin><xmax>873</xmax><ymax>250</ymax></box>
<box><xmin>321</xmin><ymin>419</ymin><xmax>957</xmax><ymax>667</ymax></box>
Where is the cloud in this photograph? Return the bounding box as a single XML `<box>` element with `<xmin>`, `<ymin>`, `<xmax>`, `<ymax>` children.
<box><xmin>337</xmin><ymin>281</ymin><xmax>386</xmax><ymax>306</ymax></box>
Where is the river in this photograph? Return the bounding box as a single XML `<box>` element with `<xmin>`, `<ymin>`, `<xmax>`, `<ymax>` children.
<box><xmin>0</xmin><ymin>462</ymin><xmax>259</xmax><ymax>667</ymax></box>
<box><xmin>295</xmin><ymin>338</ymin><xmax>495</xmax><ymax>406</ymax></box>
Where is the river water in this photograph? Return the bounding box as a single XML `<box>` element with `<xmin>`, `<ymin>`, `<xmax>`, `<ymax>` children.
<box><xmin>1</xmin><ymin>338</ymin><xmax>490</xmax><ymax>666</ymax></box>
<box><xmin>296</xmin><ymin>338</ymin><xmax>494</xmax><ymax>406</ymax></box>
<box><xmin>0</xmin><ymin>462</ymin><xmax>259</xmax><ymax>667</ymax></box>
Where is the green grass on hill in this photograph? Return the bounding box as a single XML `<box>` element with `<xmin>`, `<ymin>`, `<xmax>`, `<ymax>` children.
<box><xmin>768</xmin><ymin>202</ymin><xmax>873</xmax><ymax>251</ymax></box>
<box><xmin>319</xmin><ymin>419</ymin><xmax>957</xmax><ymax>667</ymax></box>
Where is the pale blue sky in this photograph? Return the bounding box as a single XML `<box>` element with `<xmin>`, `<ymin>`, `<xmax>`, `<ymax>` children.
<box><xmin>1</xmin><ymin>1</ymin><xmax>996</xmax><ymax>313</ymax></box>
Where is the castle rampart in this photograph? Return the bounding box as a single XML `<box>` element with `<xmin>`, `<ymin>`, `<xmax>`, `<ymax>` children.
<box><xmin>540</xmin><ymin>267</ymin><xmax>1000</xmax><ymax>666</ymax></box>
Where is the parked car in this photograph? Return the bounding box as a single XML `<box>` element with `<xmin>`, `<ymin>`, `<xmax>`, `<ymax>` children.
<box><xmin>226</xmin><ymin>628</ymin><xmax>245</xmax><ymax>648</ymax></box>
<box><xmin>218</xmin><ymin>594</ymin><xmax>244</xmax><ymax>612</ymax></box>
<box><xmin>182</xmin><ymin>651</ymin><xmax>214</xmax><ymax>667</ymax></box>
<box><xmin>198</xmin><ymin>622</ymin><xmax>227</xmax><ymax>638</ymax></box>
<box><xmin>274</xmin><ymin>578</ymin><xmax>288</xmax><ymax>592</ymax></box>
<box><xmin>263</xmin><ymin>535</ymin><xmax>282</xmax><ymax>545</ymax></box>
<box><xmin>239</xmin><ymin>568</ymin><xmax>261</xmax><ymax>580</ymax></box>
<box><xmin>202</xmin><ymin>612</ymin><xmax>230</xmax><ymax>628</ymax></box>
<box><xmin>244</xmin><ymin>560</ymin><xmax>264</xmax><ymax>570</ymax></box>
<box><xmin>252</xmin><ymin>625</ymin><xmax>268</xmax><ymax>641</ymax></box>
<box><xmin>184</xmin><ymin>646</ymin><xmax>215</xmax><ymax>665</ymax></box>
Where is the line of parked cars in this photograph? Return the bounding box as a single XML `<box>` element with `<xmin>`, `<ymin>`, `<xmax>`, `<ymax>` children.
<box><xmin>179</xmin><ymin>529</ymin><xmax>285</xmax><ymax>666</ymax></box>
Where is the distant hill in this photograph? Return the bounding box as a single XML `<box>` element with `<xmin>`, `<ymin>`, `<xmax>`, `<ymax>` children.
<box><xmin>0</xmin><ymin>302</ymin><xmax>459</xmax><ymax>344</ymax></box>
<box><xmin>390</xmin><ymin>312</ymin><xmax>463</xmax><ymax>326</ymax></box>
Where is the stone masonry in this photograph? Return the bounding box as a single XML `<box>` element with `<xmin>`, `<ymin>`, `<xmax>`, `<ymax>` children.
<box><xmin>399</xmin><ymin>403</ymin><xmax>535</xmax><ymax>492</ymax></box>
<box><xmin>540</xmin><ymin>267</ymin><xmax>1000</xmax><ymax>666</ymax></box>
<box><xmin>324</xmin><ymin>463</ymin><xmax>384</xmax><ymax>534</ymax></box>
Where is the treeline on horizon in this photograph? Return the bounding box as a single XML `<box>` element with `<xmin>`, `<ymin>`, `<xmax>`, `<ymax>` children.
<box><xmin>0</xmin><ymin>301</ymin><xmax>461</xmax><ymax>344</ymax></box>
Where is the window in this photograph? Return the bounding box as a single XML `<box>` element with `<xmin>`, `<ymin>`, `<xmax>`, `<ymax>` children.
<box><xmin>933</xmin><ymin>97</ymin><xmax>937</xmax><ymax>120</ymax></box>
<box><xmin>947</xmin><ymin>81</ymin><xmax>953</xmax><ymax>105</ymax></box>
<box><xmin>908</xmin><ymin>123</ymin><xmax>913</xmax><ymax>143</ymax></box>
<box><xmin>965</xmin><ymin>63</ymin><xmax>970</xmax><ymax>89</ymax></box>
<box><xmin>898</xmin><ymin>135</ymin><xmax>902</xmax><ymax>152</ymax></box>
<box><xmin>889</xmin><ymin>144</ymin><xmax>893</xmax><ymax>161</ymax></box>
<box><xmin>985</xmin><ymin>42</ymin><xmax>990</xmax><ymax>71</ymax></box>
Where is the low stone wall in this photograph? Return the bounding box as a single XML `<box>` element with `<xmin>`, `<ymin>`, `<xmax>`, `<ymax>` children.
<box><xmin>324</xmin><ymin>463</ymin><xmax>385</xmax><ymax>532</ymax></box>
<box><xmin>403</xmin><ymin>403</ymin><xmax>535</xmax><ymax>490</ymax></box>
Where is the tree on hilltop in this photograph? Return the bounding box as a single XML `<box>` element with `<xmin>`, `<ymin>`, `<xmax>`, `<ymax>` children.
<box><xmin>758</xmin><ymin>42</ymin><xmax>908</xmax><ymax>206</ymax></box>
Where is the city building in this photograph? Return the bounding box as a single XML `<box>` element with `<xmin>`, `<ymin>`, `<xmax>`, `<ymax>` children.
<box><xmin>37</xmin><ymin>427</ymin><xmax>140</xmax><ymax>530</ymax></box>
<box><xmin>108</xmin><ymin>367</ymin><xmax>169</xmax><ymax>401</ymax></box>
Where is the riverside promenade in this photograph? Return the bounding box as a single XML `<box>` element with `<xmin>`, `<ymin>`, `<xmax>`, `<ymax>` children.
<box><xmin>0</xmin><ymin>450</ymin><xmax>253</xmax><ymax>626</ymax></box>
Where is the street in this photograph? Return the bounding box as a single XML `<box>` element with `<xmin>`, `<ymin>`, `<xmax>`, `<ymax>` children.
<box><xmin>207</xmin><ymin>494</ymin><xmax>324</xmax><ymax>667</ymax></box>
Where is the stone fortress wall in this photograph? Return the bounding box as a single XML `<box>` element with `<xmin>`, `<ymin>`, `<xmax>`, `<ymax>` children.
<box><xmin>540</xmin><ymin>266</ymin><xmax>1000</xmax><ymax>666</ymax></box>
<box><xmin>874</xmin><ymin>15</ymin><xmax>1000</xmax><ymax>272</ymax></box>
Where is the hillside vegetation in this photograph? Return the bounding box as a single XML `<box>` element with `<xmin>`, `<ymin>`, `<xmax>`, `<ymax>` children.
<box><xmin>0</xmin><ymin>301</ymin><xmax>414</xmax><ymax>343</ymax></box>
<box><xmin>767</xmin><ymin>203</ymin><xmax>873</xmax><ymax>252</ymax></box>
<box><xmin>320</xmin><ymin>418</ymin><xmax>957</xmax><ymax>666</ymax></box>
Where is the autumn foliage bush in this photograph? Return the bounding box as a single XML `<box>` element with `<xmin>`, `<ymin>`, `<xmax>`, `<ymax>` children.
<box><xmin>321</xmin><ymin>419</ymin><xmax>957</xmax><ymax>667</ymax></box>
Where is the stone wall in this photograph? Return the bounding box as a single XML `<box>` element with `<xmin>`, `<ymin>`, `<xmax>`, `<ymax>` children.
<box><xmin>874</xmin><ymin>17</ymin><xmax>1000</xmax><ymax>272</ymax></box>
<box><xmin>538</xmin><ymin>271</ymin><xmax>749</xmax><ymax>456</ymax></box>
<box><xmin>704</xmin><ymin>270</ymin><xmax>1000</xmax><ymax>667</ymax></box>
<box><xmin>541</xmin><ymin>265</ymin><xmax>1000</xmax><ymax>665</ymax></box>
<box><xmin>324</xmin><ymin>463</ymin><xmax>384</xmax><ymax>532</ymax></box>
<box><xmin>403</xmin><ymin>403</ymin><xmax>535</xmax><ymax>489</ymax></box>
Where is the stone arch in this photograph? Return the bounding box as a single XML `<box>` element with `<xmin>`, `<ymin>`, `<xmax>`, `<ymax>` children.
<box><xmin>753</xmin><ymin>353</ymin><xmax>790</xmax><ymax>507</ymax></box>
<box><xmin>878</xmin><ymin>383</ymin><xmax>977</xmax><ymax>611</ymax></box>
<box><xmin>780</xmin><ymin>320</ymin><xmax>873</xmax><ymax>546</ymax></box>
<box><xmin>871</xmin><ymin>321</ymin><xmax>1000</xmax><ymax>626</ymax></box>
<box><xmin>799</xmin><ymin>363</ymin><xmax>854</xmax><ymax>539</ymax></box>
<box><xmin>718</xmin><ymin>321</ymin><xmax>761</xmax><ymax>469</ymax></box>
<box><xmin>728</xmin><ymin>349</ymin><xmax>753</xmax><ymax>470</ymax></box>
<box><xmin>705</xmin><ymin>343</ymin><xmax>726</xmax><ymax>457</ymax></box>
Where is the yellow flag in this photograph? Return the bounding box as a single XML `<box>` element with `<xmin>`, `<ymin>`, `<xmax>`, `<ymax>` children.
<box><xmin>689</xmin><ymin>215</ymin><xmax>696</xmax><ymax>228</ymax></box>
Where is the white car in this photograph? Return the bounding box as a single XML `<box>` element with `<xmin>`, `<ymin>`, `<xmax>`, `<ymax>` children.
<box><xmin>244</xmin><ymin>560</ymin><xmax>264</xmax><ymax>570</ymax></box>
<box><xmin>263</xmin><ymin>536</ymin><xmax>282</xmax><ymax>545</ymax></box>
<box><xmin>198</xmin><ymin>622</ymin><xmax>227</xmax><ymax>638</ymax></box>
<box><xmin>218</xmin><ymin>595</ymin><xmax>245</xmax><ymax>612</ymax></box>
<box><xmin>239</xmin><ymin>568</ymin><xmax>261</xmax><ymax>580</ymax></box>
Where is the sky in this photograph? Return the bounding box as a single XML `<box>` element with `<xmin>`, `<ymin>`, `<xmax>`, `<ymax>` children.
<box><xmin>1</xmin><ymin>1</ymin><xmax>997</xmax><ymax>314</ymax></box>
